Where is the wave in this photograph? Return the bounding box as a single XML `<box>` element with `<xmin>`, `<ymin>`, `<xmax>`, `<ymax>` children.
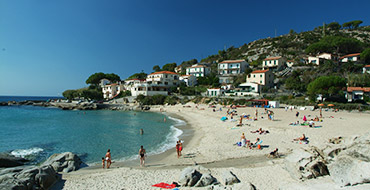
<box><xmin>10</xmin><ymin>147</ymin><xmax>44</xmax><ymax>158</ymax></box>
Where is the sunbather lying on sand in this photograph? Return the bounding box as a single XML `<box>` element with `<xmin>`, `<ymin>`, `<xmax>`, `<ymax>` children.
<box><xmin>250</xmin><ymin>128</ymin><xmax>269</xmax><ymax>134</ymax></box>
<box><xmin>294</xmin><ymin>134</ymin><xmax>307</xmax><ymax>141</ymax></box>
<box><xmin>268</xmin><ymin>148</ymin><xmax>279</xmax><ymax>158</ymax></box>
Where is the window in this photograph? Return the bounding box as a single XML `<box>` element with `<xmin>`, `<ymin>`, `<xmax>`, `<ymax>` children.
<box><xmin>274</xmin><ymin>60</ymin><xmax>276</xmax><ymax>65</ymax></box>
<box><xmin>253</xmin><ymin>75</ymin><xmax>255</xmax><ymax>78</ymax></box>
<box><xmin>165</xmin><ymin>75</ymin><xmax>168</xmax><ymax>78</ymax></box>
<box><xmin>260</xmin><ymin>80</ymin><xmax>262</xmax><ymax>84</ymax></box>
<box><xmin>260</xmin><ymin>74</ymin><xmax>262</xmax><ymax>77</ymax></box>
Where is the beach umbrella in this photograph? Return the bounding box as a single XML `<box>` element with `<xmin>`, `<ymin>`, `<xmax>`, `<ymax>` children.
<box><xmin>328</xmin><ymin>104</ymin><xmax>335</xmax><ymax>107</ymax></box>
<box><xmin>318</xmin><ymin>103</ymin><xmax>324</xmax><ymax>107</ymax></box>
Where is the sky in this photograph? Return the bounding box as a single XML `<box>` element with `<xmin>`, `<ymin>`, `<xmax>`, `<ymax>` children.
<box><xmin>1</xmin><ymin>0</ymin><xmax>369</xmax><ymax>96</ymax></box>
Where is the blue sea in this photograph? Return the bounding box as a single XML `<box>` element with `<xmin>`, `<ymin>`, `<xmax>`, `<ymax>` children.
<box><xmin>0</xmin><ymin>96</ymin><xmax>184</xmax><ymax>165</ymax></box>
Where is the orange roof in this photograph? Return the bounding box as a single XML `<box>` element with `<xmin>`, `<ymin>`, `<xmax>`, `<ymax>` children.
<box><xmin>364</xmin><ymin>65</ymin><xmax>370</xmax><ymax>68</ymax></box>
<box><xmin>251</xmin><ymin>69</ymin><xmax>269</xmax><ymax>74</ymax></box>
<box><xmin>148</xmin><ymin>71</ymin><xmax>179</xmax><ymax>75</ymax></box>
<box><xmin>287</xmin><ymin>60</ymin><xmax>294</xmax><ymax>62</ymax></box>
<box><xmin>347</xmin><ymin>87</ymin><xmax>370</xmax><ymax>92</ymax></box>
<box><xmin>264</xmin><ymin>56</ymin><xmax>282</xmax><ymax>61</ymax></box>
<box><xmin>220</xmin><ymin>60</ymin><xmax>245</xmax><ymax>63</ymax></box>
<box><xmin>340</xmin><ymin>53</ymin><xmax>361</xmax><ymax>59</ymax></box>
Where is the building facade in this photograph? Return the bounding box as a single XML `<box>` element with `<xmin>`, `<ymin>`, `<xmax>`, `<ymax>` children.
<box><xmin>218</xmin><ymin>60</ymin><xmax>249</xmax><ymax>84</ymax></box>
<box><xmin>246</xmin><ymin>69</ymin><xmax>274</xmax><ymax>88</ymax></box>
<box><xmin>262</xmin><ymin>56</ymin><xmax>285</xmax><ymax>69</ymax></box>
<box><xmin>345</xmin><ymin>87</ymin><xmax>370</xmax><ymax>102</ymax></box>
<box><xmin>179</xmin><ymin>75</ymin><xmax>197</xmax><ymax>86</ymax></box>
<box><xmin>340</xmin><ymin>53</ymin><xmax>361</xmax><ymax>63</ymax></box>
<box><xmin>186</xmin><ymin>64</ymin><xmax>211</xmax><ymax>77</ymax></box>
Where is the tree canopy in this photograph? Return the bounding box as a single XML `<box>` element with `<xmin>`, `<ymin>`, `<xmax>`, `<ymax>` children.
<box><xmin>127</xmin><ymin>72</ymin><xmax>147</xmax><ymax>80</ymax></box>
<box><xmin>361</xmin><ymin>48</ymin><xmax>370</xmax><ymax>64</ymax></box>
<box><xmin>342</xmin><ymin>20</ymin><xmax>363</xmax><ymax>29</ymax></box>
<box><xmin>86</xmin><ymin>72</ymin><xmax>121</xmax><ymax>85</ymax></box>
<box><xmin>305</xmin><ymin>36</ymin><xmax>363</xmax><ymax>55</ymax></box>
<box><xmin>162</xmin><ymin>62</ymin><xmax>177</xmax><ymax>72</ymax></box>
<box><xmin>307</xmin><ymin>76</ymin><xmax>346</xmax><ymax>101</ymax></box>
<box><xmin>62</xmin><ymin>88</ymin><xmax>103</xmax><ymax>100</ymax></box>
<box><xmin>327</xmin><ymin>22</ymin><xmax>341</xmax><ymax>30</ymax></box>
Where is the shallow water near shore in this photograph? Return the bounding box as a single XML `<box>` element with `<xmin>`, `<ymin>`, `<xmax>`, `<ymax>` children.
<box><xmin>0</xmin><ymin>105</ymin><xmax>184</xmax><ymax>164</ymax></box>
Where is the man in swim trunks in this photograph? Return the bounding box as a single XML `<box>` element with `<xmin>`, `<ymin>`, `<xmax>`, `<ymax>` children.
<box><xmin>105</xmin><ymin>149</ymin><xmax>111</xmax><ymax>169</ymax></box>
<box><xmin>139</xmin><ymin>146</ymin><xmax>146</xmax><ymax>167</ymax></box>
<box><xmin>176</xmin><ymin>141</ymin><xmax>180</xmax><ymax>158</ymax></box>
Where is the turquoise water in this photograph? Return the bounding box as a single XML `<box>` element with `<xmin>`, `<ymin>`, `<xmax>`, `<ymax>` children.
<box><xmin>0</xmin><ymin>105</ymin><xmax>183</xmax><ymax>164</ymax></box>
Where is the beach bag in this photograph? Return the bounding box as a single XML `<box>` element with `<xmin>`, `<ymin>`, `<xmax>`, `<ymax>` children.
<box><xmin>257</xmin><ymin>144</ymin><xmax>261</xmax><ymax>149</ymax></box>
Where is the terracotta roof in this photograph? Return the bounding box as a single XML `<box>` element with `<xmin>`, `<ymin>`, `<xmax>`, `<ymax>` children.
<box><xmin>148</xmin><ymin>71</ymin><xmax>179</xmax><ymax>75</ymax></box>
<box><xmin>220</xmin><ymin>60</ymin><xmax>245</xmax><ymax>63</ymax></box>
<box><xmin>347</xmin><ymin>87</ymin><xmax>370</xmax><ymax>92</ymax></box>
<box><xmin>287</xmin><ymin>60</ymin><xmax>294</xmax><ymax>62</ymax></box>
<box><xmin>340</xmin><ymin>53</ymin><xmax>361</xmax><ymax>60</ymax></box>
<box><xmin>264</xmin><ymin>56</ymin><xmax>282</xmax><ymax>61</ymax></box>
<box><xmin>364</xmin><ymin>65</ymin><xmax>370</xmax><ymax>68</ymax></box>
<box><xmin>251</xmin><ymin>69</ymin><xmax>269</xmax><ymax>74</ymax></box>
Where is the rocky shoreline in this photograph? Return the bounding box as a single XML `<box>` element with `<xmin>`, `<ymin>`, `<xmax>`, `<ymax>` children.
<box><xmin>0</xmin><ymin>100</ymin><xmax>150</xmax><ymax>111</ymax></box>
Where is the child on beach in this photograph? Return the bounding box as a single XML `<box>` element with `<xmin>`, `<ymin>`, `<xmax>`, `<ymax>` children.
<box><xmin>102</xmin><ymin>157</ymin><xmax>105</xmax><ymax>169</ymax></box>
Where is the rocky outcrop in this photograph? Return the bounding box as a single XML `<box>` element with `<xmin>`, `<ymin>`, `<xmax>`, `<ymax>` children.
<box><xmin>0</xmin><ymin>153</ymin><xmax>29</xmax><ymax>167</ymax></box>
<box><xmin>328</xmin><ymin>133</ymin><xmax>370</xmax><ymax>186</ymax></box>
<box><xmin>42</xmin><ymin>152</ymin><xmax>83</xmax><ymax>173</ymax></box>
<box><xmin>194</xmin><ymin>173</ymin><xmax>217</xmax><ymax>187</ymax></box>
<box><xmin>222</xmin><ymin>171</ymin><xmax>240</xmax><ymax>185</ymax></box>
<box><xmin>283</xmin><ymin>147</ymin><xmax>329</xmax><ymax>181</ymax></box>
<box><xmin>178</xmin><ymin>167</ymin><xmax>202</xmax><ymax>187</ymax></box>
<box><xmin>51</xmin><ymin>102</ymin><xmax>97</xmax><ymax>110</ymax></box>
<box><xmin>0</xmin><ymin>165</ymin><xmax>58</xmax><ymax>190</ymax></box>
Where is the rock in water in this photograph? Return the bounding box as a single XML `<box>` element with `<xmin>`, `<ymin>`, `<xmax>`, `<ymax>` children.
<box><xmin>42</xmin><ymin>152</ymin><xmax>83</xmax><ymax>173</ymax></box>
<box><xmin>328</xmin><ymin>132</ymin><xmax>370</xmax><ymax>186</ymax></box>
<box><xmin>178</xmin><ymin>167</ymin><xmax>202</xmax><ymax>186</ymax></box>
<box><xmin>0</xmin><ymin>153</ymin><xmax>29</xmax><ymax>167</ymax></box>
<box><xmin>222</xmin><ymin>171</ymin><xmax>240</xmax><ymax>185</ymax></box>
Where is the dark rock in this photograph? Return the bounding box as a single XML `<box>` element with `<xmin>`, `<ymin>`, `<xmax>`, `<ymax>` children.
<box><xmin>0</xmin><ymin>102</ymin><xmax>8</xmax><ymax>106</ymax></box>
<box><xmin>179</xmin><ymin>167</ymin><xmax>202</xmax><ymax>186</ymax></box>
<box><xmin>222</xmin><ymin>171</ymin><xmax>240</xmax><ymax>185</ymax></box>
<box><xmin>36</xmin><ymin>165</ymin><xmax>58</xmax><ymax>189</ymax></box>
<box><xmin>0</xmin><ymin>153</ymin><xmax>29</xmax><ymax>168</ymax></box>
<box><xmin>194</xmin><ymin>173</ymin><xmax>216</xmax><ymax>187</ymax></box>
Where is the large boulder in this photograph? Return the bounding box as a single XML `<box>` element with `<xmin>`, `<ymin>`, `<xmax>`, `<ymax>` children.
<box><xmin>222</xmin><ymin>171</ymin><xmax>240</xmax><ymax>185</ymax></box>
<box><xmin>0</xmin><ymin>153</ymin><xmax>29</xmax><ymax>167</ymax></box>
<box><xmin>0</xmin><ymin>165</ymin><xmax>58</xmax><ymax>190</ymax></box>
<box><xmin>328</xmin><ymin>132</ymin><xmax>370</xmax><ymax>186</ymax></box>
<box><xmin>194</xmin><ymin>173</ymin><xmax>217</xmax><ymax>187</ymax></box>
<box><xmin>42</xmin><ymin>152</ymin><xmax>83</xmax><ymax>173</ymax></box>
<box><xmin>178</xmin><ymin>167</ymin><xmax>202</xmax><ymax>187</ymax></box>
<box><xmin>283</xmin><ymin>147</ymin><xmax>329</xmax><ymax>181</ymax></box>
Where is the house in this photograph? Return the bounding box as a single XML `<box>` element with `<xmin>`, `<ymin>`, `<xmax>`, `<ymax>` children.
<box><xmin>102</xmin><ymin>83</ymin><xmax>121</xmax><ymax>99</ymax></box>
<box><xmin>186</xmin><ymin>64</ymin><xmax>211</xmax><ymax>77</ymax></box>
<box><xmin>262</xmin><ymin>56</ymin><xmax>286</xmax><ymax>69</ymax></box>
<box><xmin>363</xmin><ymin>65</ymin><xmax>370</xmax><ymax>74</ymax></box>
<box><xmin>129</xmin><ymin>71</ymin><xmax>179</xmax><ymax>97</ymax></box>
<box><xmin>218</xmin><ymin>60</ymin><xmax>249</xmax><ymax>84</ymax></box>
<box><xmin>246</xmin><ymin>69</ymin><xmax>274</xmax><ymax>88</ymax></box>
<box><xmin>206</xmin><ymin>88</ymin><xmax>225</xmax><ymax>97</ymax></box>
<box><xmin>225</xmin><ymin>82</ymin><xmax>260</xmax><ymax>97</ymax></box>
<box><xmin>99</xmin><ymin>78</ymin><xmax>111</xmax><ymax>87</ymax></box>
<box><xmin>179</xmin><ymin>75</ymin><xmax>197</xmax><ymax>87</ymax></box>
<box><xmin>308</xmin><ymin>53</ymin><xmax>337</xmax><ymax>65</ymax></box>
<box><xmin>286</xmin><ymin>60</ymin><xmax>295</xmax><ymax>67</ymax></box>
<box><xmin>174</xmin><ymin>65</ymin><xmax>183</xmax><ymax>74</ymax></box>
<box><xmin>340</xmin><ymin>53</ymin><xmax>361</xmax><ymax>63</ymax></box>
<box><xmin>345</xmin><ymin>87</ymin><xmax>370</xmax><ymax>102</ymax></box>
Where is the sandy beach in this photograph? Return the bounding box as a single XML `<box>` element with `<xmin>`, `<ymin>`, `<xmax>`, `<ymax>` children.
<box><xmin>58</xmin><ymin>103</ymin><xmax>370</xmax><ymax>190</ymax></box>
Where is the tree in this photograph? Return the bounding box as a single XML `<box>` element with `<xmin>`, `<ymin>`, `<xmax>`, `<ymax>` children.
<box><xmin>305</xmin><ymin>36</ymin><xmax>363</xmax><ymax>54</ymax></box>
<box><xmin>162</xmin><ymin>63</ymin><xmax>177</xmax><ymax>72</ymax></box>
<box><xmin>361</xmin><ymin>48</ymin><xmax>370</xmax><ymax>64</ymax></box>
<box><xmin>62</xmin><ymin>90</ymin><xmax>79</xmax><ymax>100</ymax></box>
<box><xmin>347</xmin><ymin>74</ymin><xmax>370</xmax><ymax>87</ymax></box>
<box><xmin>153</xmin><ymin>65</ymin><xmax>161</xmax><ymax>72</ymax></box>
<box><xmin>352</xmin><ymin>20</ymin><xmax>363</xmax><ymax>29</ymax></box>
<box><xmin>307</xmin><ymin>76</ymin><xmax>346</xmax><ymax>101</ymax></box>
<box><xmin>327</xmin><ymin>22</ymin><xmax>341</xmax><ymax>30</ymax></box>
<box><xmin>86</xmin><ymin>72</ymin><xmax>106</xmax><ymax>85</ymax></box>
<box><xmin>342</xmin><ymin>21</ymin><xmax>353</xmax><ymax>29</ymax></box>
<box><xmin>127</xmin><ymin>72</ymin><xmax>147</xmax><ymax>80</ymax></box>
<box><xmin>105</xmin><ymin>73</ymin><xmax>121</xmax><ymax>82</ymax></box>
<box><xmin>289</xmin><ymin>29</ymin><xmax>296</xmax><ymax>34</ymax></box>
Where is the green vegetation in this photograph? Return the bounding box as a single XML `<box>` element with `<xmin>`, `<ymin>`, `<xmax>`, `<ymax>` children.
<box><xmin>307</xmin><ymin>76</ymin><xmax>347</xmax><ymax>101</ymax></box>
<box><xmin>127</xmin><ymin>71</ymin><xmax>147</xmax><ymax>80</ymax></box>
<box><xmin>361</xmin><ymin>48</ymin><xmax>370</xmax><ymax>64</ymax></box>
<box><xmin>342</xmin><ymin>20</ymin><xmax>363</xmax><ymax>29</ymax></box>
<box><xmin>86</xmin><ymin>72</ymin><xmax>121</xmax><ymax>85</ymax></box>
<box><xmin>62</xmin><ymin>88</ymin><xmax>103</xmax><ymax>100</ymax></box>
<box><xmin>135</xmin><ymin>94</ymin><xmax>179</xmax><ymax>105</ymax></box>
<box><xmin>305</xmin><ymin>36</ymin><xmax>363</xmax><ymax>55</ymax></box>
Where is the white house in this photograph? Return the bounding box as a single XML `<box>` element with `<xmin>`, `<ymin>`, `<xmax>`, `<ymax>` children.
<box><xmin>207</xmin><ymin>88</ymin><xmax>225</xmax><ymax>97</ymax></box>
<box><xmin>345</xmin><ymin>87</ymin><xmax>370</xmax><ymax>102</ymax></box>
<box><xmin>102</xmin><ymin>83</ymin><xmax>121</xmax><ymax>99</ymax></box>
<box><xmin>99</xmin><ymin>79</ymin><xmax>111</xmax><ymax>87</ymax></box>
<box><xmin>262</xmin><ymin>56</ymin><xmax>285</xmax><ymax>69</ymax></box>
<box><xmin>308</xmin><ymin>53</ymin><xmax>337</xmax><ymax>65</ymax></box>
<box><xmin>363</xmin><ymin>65</ymin><xmax>370</xmax><ymax>74</ymax></box>
<box><xmin>286</xmin><ymin>60</ymin><xmax>295</xmax><ymax>67</ymax></box>
<box><xmin>225</xmin><ymin>82</ymin><xmax>260</xmax><ymax>97</ymax></box>
<box><xmin>340</xmin><ymin>53</ymin><xmax>361</xmax><ymax>63</ymax></box>
<box><xmin>146</xmin><ymin>71</ymin><xmax>179</xmax><ymax>86</ymax></box>
<box><xmin>218</xmin><ymin>60</ymin><xmax>249</xmax><ymax>84</ymax></box>
<box><xmin>246</xmin><ymin>69</ymin><xmax>274</xmax><ymax>88</ymax></box>
<box><xmin>186</xmin><ymin>64</ymin><xmax>211</xmax><ymax>77</ymax></box>
<box><xmin>180</xmin><ymin>75</ymin><xmax>197</xmax><ymax>86</ymax></box>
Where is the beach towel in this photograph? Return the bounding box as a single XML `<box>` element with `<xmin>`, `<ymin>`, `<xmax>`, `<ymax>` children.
<box><xmin>152</xmin><ymin>182</ymin><xmax>176</xmax><ymax>189</ymax></box>
<box><xmin>221</xmin><ymin>117</ymin><xmax>228</xmax><ymax>121</ymax></box>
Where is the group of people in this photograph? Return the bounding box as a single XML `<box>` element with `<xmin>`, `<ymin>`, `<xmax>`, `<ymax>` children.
<box><xmin>240</xmin><ymin>133</ymin><xmax>263</xmax><ymax>149</ymax></box>
<box><xmin>101</xmin><ymin>146</ymin><xmax>147</xmax><ymax>169</ymax></box>
<box><xmin>176</xmin><ymin>140</ymin><xmax>183</xmax><ymax>158</ymax></box>
<box><xmin>102</xmin><ymin>149</ymin><xmax>111</xmax><ymax>169</ymax></box>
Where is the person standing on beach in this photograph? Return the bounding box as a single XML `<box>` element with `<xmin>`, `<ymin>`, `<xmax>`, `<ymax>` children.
<box><xmin>255</xmin><ymin>109</ymin><xmax>258</xmax><ymax>120</ymax></box>
<box><xmin>176</xmin><ymin>141</ymin><xmax>180</xmax><ymax>158</ymax></box>
<box><xmin>139</xmin><ymin>146</ymin><xmax>146</xmax><ymax>167</ymax></box>
<box><xmin>296</xmin><ymin>111</ymin><xmax>299</xmax><ymax>118</ymax></box>
<box><xmin>105</xmin><ymin>149</ymin><xmax>111</xmax><ymax>169</ymax></box>
<box><xmin>179</xmin><ymin>140</ymin><xmax>183</xmax><ymax>156</ymax></box>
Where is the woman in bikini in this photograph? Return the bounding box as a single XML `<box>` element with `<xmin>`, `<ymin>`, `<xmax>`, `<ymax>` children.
<box><xmin>139</xmin><ymin>146</ymin><xmax>146</xmax><ymax>167</ymax></box>
<box><xmin>105</xmin><ymin>149</ymin><xmax>111</xmax><ymax>169</ymax></box>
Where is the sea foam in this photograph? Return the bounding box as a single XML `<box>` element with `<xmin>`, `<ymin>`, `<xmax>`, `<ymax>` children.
<box><xmin>10</xmin><ymin>147</ymin><xmax>44</xmax><ymax>158</ymax></box>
